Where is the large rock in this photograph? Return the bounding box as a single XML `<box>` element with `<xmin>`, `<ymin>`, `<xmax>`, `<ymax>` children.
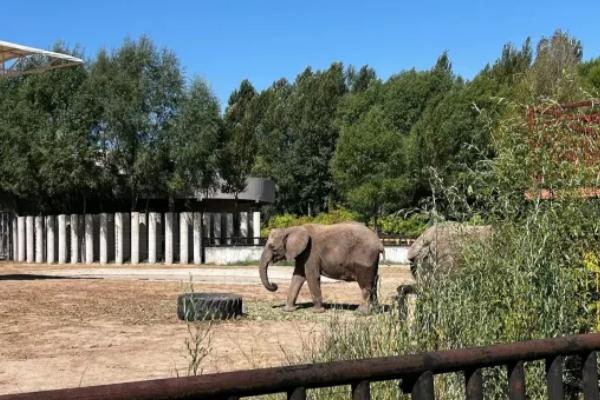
<box><xmin>407</xmin><ymin>222</ymin><xmax>492</xmax><ymax>278</ymax></box>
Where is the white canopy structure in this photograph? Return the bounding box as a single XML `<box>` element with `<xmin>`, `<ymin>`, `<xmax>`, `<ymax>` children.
<box><xmin>0</xmin><ymin>40</ymin><xmax>83</xmax><ymax>77</ymax></box>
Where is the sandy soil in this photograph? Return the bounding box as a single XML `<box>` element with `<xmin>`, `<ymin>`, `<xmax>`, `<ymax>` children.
<box><xmin>0</xmin><ymin>263</ymin><xmax>412</xmax><ymax>395</ymax></box>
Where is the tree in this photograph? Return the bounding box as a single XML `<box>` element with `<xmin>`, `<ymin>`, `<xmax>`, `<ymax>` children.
<box><xmin>87</xmin><ymin>36</ymin><xmax>184</xmax><ymax>209</ymax></box>
<box><xmin>170</xmin><ymin>78</ymin><xmax>224</xmax><ymax>201</ymax></box>
<box><xmin>529</xmin><ymin>30</ymin><xmax>583</xmax><ymax>100</ymax></box>
<box><xmin>221</xmin><ymin>80</ymin><xmax>258</xmax><ymax>198</ymax></box>
<box><xmin>331</xmin><ymin>107</ymin><xmax>410</xmax><ymax>226</ymax></box>
<box><xmin>281</xmin><ymin>63</ymin><xmax>347</xmax><ymax>214</ymax></box>
<box><xmin>345</xmin><ymin>65</ymin><xmax>377</xmax><ymax>93</ymax></box>
<box><xmin>0</xmin><ymin>44</ymin><xmax>98</xmax><ymax>214</ymax></box>
<box><xmin>332</xmin><ymin>54</ymin><xmax>456</xmax><ymax>216</ymax></box>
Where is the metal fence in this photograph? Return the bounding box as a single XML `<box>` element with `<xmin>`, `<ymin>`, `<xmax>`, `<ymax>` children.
<box><xmin>0</xmin><ymin>212</ymin><xmax>9</xmax><ymax>260</ymax></box>
<box><xmin>1</xmin><ymin>333</ymin><xmax>599</xmax><ymax>400</ymax></box>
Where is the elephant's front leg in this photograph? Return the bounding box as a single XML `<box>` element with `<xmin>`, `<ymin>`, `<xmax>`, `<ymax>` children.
<box><xmin>283</xmin><ymin>271</ymin><xmax>306</xmax><ymax>312</ymax></box>
<box><xmin>305</xmin><ymin>266</ymin><xmax>325</xmax><ymax>313</ymax></box>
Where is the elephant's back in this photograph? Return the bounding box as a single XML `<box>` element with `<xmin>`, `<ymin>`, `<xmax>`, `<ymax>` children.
<box><xmin>315</xmin><ymin>223</ymin><xmax>382</xmax><ymax>267</ymax></box>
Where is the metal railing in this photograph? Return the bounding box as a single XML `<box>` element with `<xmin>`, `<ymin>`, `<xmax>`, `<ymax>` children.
<box><xmin>1</xmin><ymin>333</ymin><xmax>599</xmax><ymax>400</ymax></box>
<box><xmin>379</xmin><ymin>234</ymin><xmax>415</xmax><ymax>247</ymax></box>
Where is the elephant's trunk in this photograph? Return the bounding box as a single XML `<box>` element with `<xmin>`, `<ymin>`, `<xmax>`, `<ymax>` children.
<box><xmin>259</xmin><ymin>249</ymin><xmax>278</xmax><ymax>292</ymax></box>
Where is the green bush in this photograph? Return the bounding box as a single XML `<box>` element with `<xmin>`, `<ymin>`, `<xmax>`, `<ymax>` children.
<box><xmin>261</xmin><ymin>208</ymin><xmax>428</xmax><ymax>238</ymax></box>
<box><xmin>300</xmin><ymin>98</ymin><xmax>600</xmax><ymax>399</ymax></box>
<box><xmin>378</xmin><ymin>213</ymin><xmax>429</xmax><ymax>238</ymax></box>
<box><xmin>261</xmin><ymin>209</ymin><xmax>359</xmax><ymax>236</ymax></box>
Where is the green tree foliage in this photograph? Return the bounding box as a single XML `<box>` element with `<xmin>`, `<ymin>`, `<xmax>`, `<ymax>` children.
<box><xmin>170</xmin><ymin>78</ymin><xmax>223</xmax><ymax>199</ymax></box>
<box><xmin>332</xmin><ymin>54</ymin><xmax>456</xmax><ymax>222</ymax></box>
<box><xmin>87</xmin><ymin>36</ymin><xmax>184</xmax><ymax>208</ymax></box>
<box><xmin>1</xmin><ymin>29</ymin><xmax>598</xmax><ymax>229</ymax></box>
<box><xmin>528</xmin><ymin>30</ymin><xmax>583</xmax><ymax>101</ymax></box>
<box><xmin>0</xmin><ymin>44</ymin><xmax>98</xmax><ymax>213</ymax></box>
<box><xmin>221</xmin><ymin>80</ymin><xmax>259</xmax><ymax>197</ymax></box>
<box><xmin>254</xmin><ymin>64</ymin><xmax>347</xmax><ymax>215</ymax></box>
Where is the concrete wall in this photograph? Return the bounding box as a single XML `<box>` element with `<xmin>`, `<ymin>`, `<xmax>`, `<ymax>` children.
<box><xmin>204</xmin><ymin>245</ymin><xmax>410</xmax><ymax>265</ymax></box>
<box><xmin>3</xmin><ymin>212</ymin><xmax>425</xmax><ymax>266</ymax></box>
<box><xmin>205</xmin><ymin>245</ymin><xmax>263</xmax><ymax>265</ymax></box>
<box><xmin>381</xmin><ymin>245</ymin><xmax>410</xmax><ymax>265</ymax></box>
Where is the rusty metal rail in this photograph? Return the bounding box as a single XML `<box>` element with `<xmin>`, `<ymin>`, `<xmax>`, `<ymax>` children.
<box><xmin>1</xmin><ymin>333</ymin><xmax>600</xmax><ymax>400</ymax></box>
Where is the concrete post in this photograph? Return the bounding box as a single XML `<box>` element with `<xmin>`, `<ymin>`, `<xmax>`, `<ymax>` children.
<box><xmin>193</xmin><ymin>212</ymin><xmax>202</xmax><ymax>265</ymax></box>
<box><xmin>202</xmin><ymin>213</ymin><xmax>211</xmax><ymax>242</ymax></box>
<box><xmin>240</xmin><ymin>212</ymin><xmax>249</xmax><ymax>241</ymax></box>
<box><xmin>70</xmin><ymin>214</ymin><xmax>79</xmax><ymax>264</ymax></box>
<box><xmin>57</xmin><ymin>215</ymin><xmax>66</xmax><ymax>264</ymax></box>
<box><xmin>35</xmin><ymin>216</ymin><xmax>44</xmax><ymax>263</ymax></box>
<box><xmin>85</xmin><ymin>214</ymin><xmax>94</xmax><ymax>264</ymax></box>
<box><xmin>46</xmin><ymin>216</ymin><xmax>55</xmax><ymax>264</ymax></box>
<box><xmin>253</xmin><ymin>211</ymin><xmax>261</xmax><ymax>245</ymax></box>
<box><xmin>226</xmin><ymin>213</ymin><xmax>234</xmax><ymax>245</ymax></box>
<box><xmin>115</xmin><ymin>212</ymin><xmax>124</xmax><ymax>265</ymax></box>
<box><xmin>131</xmin><ymin>212</ymin><xmax>140</xmax><ymax>264</ymax></box>
<box><xmin>165</xmin><ymin>212</ymin><xmax>174</xmax><ymax>264</ymax></box>
<box><xmin>12</xmin><ymin>216</ymin><xmax>18</xmax><ymax>261</ymax></box>
<box><xmin>99</xmin><ymin>213</ymin><xmax>108</xmax><ymax>264</ymax></box>
<box><xmin>148</xmin><ymin>212</ymin><xmax>158</xmax><ymax>264</ymax></box>
<box><xmin>25</xmin><ymin>216</ymin><xmax>34</xmax><ymax>263</ymax></box>
<box><xmin>213</xmin><ymin>213</ymin><xmax>221</xmax><ymax>246</ymax></box>
<box><xmin>179</xmin><ymin>212</ymin><xmax>189</xmax><ymax>264</ymax></box>
<box><xmin>17</xmin><ymin>216</ymin><xmax>25</xmax><ymax>262</ymax></box>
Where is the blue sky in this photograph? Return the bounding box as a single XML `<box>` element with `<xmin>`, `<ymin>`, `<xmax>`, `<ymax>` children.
<box><xmin>4</xmin><ymin>1</ymin><xmax>600</xmax><ymax>107</ymax></box>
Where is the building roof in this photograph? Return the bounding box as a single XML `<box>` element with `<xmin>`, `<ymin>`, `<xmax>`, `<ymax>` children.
<box><xmin>0</xmin><ymin>40</ymin><xmax>83</xmax><ymax>77</ymax></box>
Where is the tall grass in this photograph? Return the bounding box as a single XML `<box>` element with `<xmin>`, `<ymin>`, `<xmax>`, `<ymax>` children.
<box><xmin>301</xmin><ymin>97</ymin><xmax>600</xmax><ymax>399</ymax></box>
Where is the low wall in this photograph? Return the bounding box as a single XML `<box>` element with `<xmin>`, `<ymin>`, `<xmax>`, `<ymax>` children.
<box><xmin>205</xmin><ymin>246</ymin><xmax>263</xmax><ymax>265</ymax></box>
<box><xmin>382</xmin><ymin>245</ymin><xmax>410</xmax><ymax>265</ymax></box>
<box><xmin>205</xmin><ymin>245</ymin><xmax>410</xmax><ymax>265</ymax></box>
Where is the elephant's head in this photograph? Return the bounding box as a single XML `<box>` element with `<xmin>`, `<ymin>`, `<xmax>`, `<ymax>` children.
<box><xmin>259</xmin><ymin>226</ymin><xmax>310</xmax><ymax>292</ymax></box>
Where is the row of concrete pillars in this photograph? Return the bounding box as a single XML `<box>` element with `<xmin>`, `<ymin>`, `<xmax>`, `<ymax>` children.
<box><xmin>10</xmin><ymin>211</ymin><xmax>261</xmax><ymax>265</ymax></box>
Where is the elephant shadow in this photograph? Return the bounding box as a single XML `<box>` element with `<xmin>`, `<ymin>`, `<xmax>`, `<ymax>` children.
<box><xmin>0</xmin><ymin>273</ymin><xmax>93</xmax><ymax>281</ymax></box>
<box><xmin>273</xmin><ymin>302</ymin><xmax>391</xmax><ymax>313</ymax></box>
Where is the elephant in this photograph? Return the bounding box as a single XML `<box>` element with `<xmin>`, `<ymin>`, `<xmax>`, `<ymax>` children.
<box><xmin>407</xmin><ymin>222</ymin><xmax>492</xmax><ymax>280</ymax></box>
<box><xmin>259</xmin><ymin>223</ymin><xmax>384</xmax><ymax>314</ymax></box>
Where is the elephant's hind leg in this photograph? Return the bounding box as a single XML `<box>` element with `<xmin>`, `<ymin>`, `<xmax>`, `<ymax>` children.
<box><xmin>283</xmin><ymin>273</ymin><xmax>306</xmax><ymax>312</ymax></box>
<box><xmin>357</xmin><ymin>264</ymin><xmax>379</xmax><ymax>314</ymax></box>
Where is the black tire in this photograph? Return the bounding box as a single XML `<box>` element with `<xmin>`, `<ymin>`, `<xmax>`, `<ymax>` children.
<box><xmin>177</xmin><ymin>293</ymin><xmax>243</xmax><ymax>321</ymax></box>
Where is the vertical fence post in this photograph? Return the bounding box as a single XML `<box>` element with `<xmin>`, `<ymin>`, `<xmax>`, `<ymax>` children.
<box><xmin>583</xmin><ymin>351</ymin><xmax>600</xmax><ymax>400</ymax></box>
<box><xmin>25</xmin><ymin>216</ymin><xmax>34</xmax><ymax>263</ymax></box>
<box><xmin>507</xmin><ymin>361</ymin><xmax>526</xmax><ymax>400</ymax></box>
<box><xmin>148</xmin><ymin>212</ymin><xmax>158</xmax><ymax>264</ymax></box>
<box><xmin>193</xmin><ymin>212</ymin><xmax>202</xmax><ymax>265</ymax></box>
<box><xmin>404</xmin><ymin>371</ymin><xmax>434</xmax><ymax>400</ymax></box>
<box><xmin>465</xmin><ymin>368</ymin><xmax>483</xmax><ymax>400</ymax></box>
<box><xmin>352</xmin><ymin>380</ymin><xmax>371</xmax><ymax>400</ymax></box>
<box><xmin>287</xmin><ymin>386</ymin><xmax>306</xmax><ymax>400</ymax></box>
<box><xmin>35</xmin><ymin>216</ymin><xmax>44</xmax><ymax>263</ymax></box>
<box><xmin>57</xmin><ymin>214</ymin><xmax>66</xmax><ymax>264</ymax></box>
<box><xmin>70</xmin><ymin>214</ymin><xmax>79</xmax><ymax>264</ymax></box>
<box><xmin>545</xmin><ymin>356</ymin><xmax>564</xmax><ymax>400</ymax></box>
<box><xmin>46</xmin><ymin>215</ymin><xmax>55</xmax><ymax>264</ymax></box>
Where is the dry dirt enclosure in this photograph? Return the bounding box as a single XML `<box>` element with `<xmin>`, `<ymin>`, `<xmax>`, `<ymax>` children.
<box><xmin>0</xmin><ymin>263</ymin><xmax>412</xmax><ymax>395</ymax></box>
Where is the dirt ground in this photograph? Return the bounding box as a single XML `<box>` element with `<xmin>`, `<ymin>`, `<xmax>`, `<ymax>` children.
<box><xmin>0</xmin><ymin>263</ymin><xmax>412</xmax><ymax>395</ymax></box>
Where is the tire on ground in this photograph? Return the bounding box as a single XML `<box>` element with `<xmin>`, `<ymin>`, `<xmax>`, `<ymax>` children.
<box><xmin>177</xmin><ymin>293</ymin><xmax>243</xmax><ymax>321</ymax></box>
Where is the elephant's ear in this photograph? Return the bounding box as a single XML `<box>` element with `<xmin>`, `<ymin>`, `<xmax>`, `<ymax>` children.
<box><xmin>284</xmin><ymin>227</ymin><xmax>310</xmax><ymax>261</ymax></box>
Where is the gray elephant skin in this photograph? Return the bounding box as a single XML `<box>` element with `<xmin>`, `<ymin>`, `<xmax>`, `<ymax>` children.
<box><xmin>259</xmin><ymin>223</ymin><xmax>384</xmax><ymax>313</ymax></box>
<box><xmin>407</xmin><ymin>222</ymin><xmax>492</xmax><ymax>279</ymax></box>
